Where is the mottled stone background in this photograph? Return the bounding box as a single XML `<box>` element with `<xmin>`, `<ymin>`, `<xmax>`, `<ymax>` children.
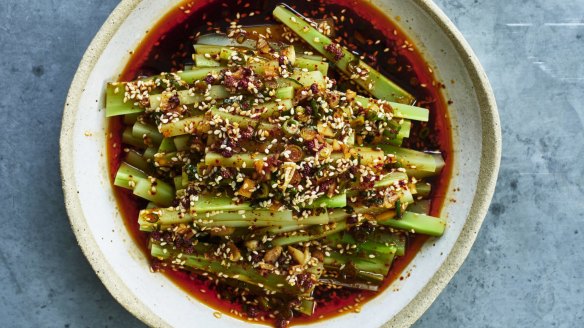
<box><xmin>0</xmin><ymin>0</ymin><xmax>582</xmax><ymax>327</ymax></box>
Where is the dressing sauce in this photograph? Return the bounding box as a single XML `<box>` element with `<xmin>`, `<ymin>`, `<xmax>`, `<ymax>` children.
<box><xmin>107</xmin><ymin>0</ymin><xmax>453</xmax><ymax>324</ymax></box>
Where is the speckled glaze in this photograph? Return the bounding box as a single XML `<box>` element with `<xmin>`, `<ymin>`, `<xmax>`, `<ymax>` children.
<box><xmin>59</xmin><ymin>0</ymin><xmax>501</xmax><ymax>327</ymax></box>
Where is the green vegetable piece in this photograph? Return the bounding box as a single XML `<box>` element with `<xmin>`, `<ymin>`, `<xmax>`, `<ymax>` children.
<box><xmin>273</xmin><ymin>5</ymin><xmax>414</xmax><ymax>104</ymax></box>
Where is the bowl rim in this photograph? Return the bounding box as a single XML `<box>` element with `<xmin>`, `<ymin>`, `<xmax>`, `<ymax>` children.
<box><xmin>59</xmin><ymin>0</ymin><xmax>501</xmax><ymax>327</ymax></box>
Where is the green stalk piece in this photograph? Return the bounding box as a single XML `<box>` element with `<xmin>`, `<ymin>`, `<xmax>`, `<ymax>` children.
<box><xmin>173</xmin><ymin>135</ymin><xmax>191</xmax><ymax>151</ymax></box>
<box><xmin>205</xmin><ymin>152</ymin><xmax>258</xmax><ymax>168</ymax></box>
<box><xmin>149</xmin><ymin>86</ymin><xmax>230</xmax><ymax>110</ymax></box>
<box><xmin>373</xmin><ymin>172</ymin><xmax>409</xmax><ymax>188</ymax></box>
<box><xmin>378</xmin><ymin>211</ymin><xmax>446</xmax><ymax>236</ymax></box>
<box><xmin>404</xmin><ymin>199</ymin><xmax>431</xmax><ymax>214</ymax></box>
<box><xmin>138</xmin><ymin>201</ymin><xmax>334</xmax><ymax>231</ymax></box>
<box><xmin>122</xmin><ymin>126</ymin><xmax>146</xmax><ymax>149</ymax></box>
<box><xmin>272</xmin><ymin>220</ymin><xmax>349</xmax><ymax>246</ymax></box>
<box><xmin>273</xmin><ymin>5</ymin><xmax>414</xmax><ymax>104</ymax></box>
<box><xmin>114</xmin><ymin>162</ymin><xmax>174</xmax><ymax>206</ymax></box>
<box><xmin>159</xmin><ymin>116</ymin><xmax>206</xmax><ymax>138</ymax></box>
<box><xmin>325</xmin><ymin>231</ymin><xmax>406</xmax><ymax>257</ymax></box>
<box><xmin>294</xmin><ymin>57</ymin><xmax>329</xmax><ymax>76</ymax></box>
<box><xmin>158</xmin><ymin>138</ymin><xmax>177</xmax><ymax>153</ymax></box>
<box><xmin>105</xmin><ymin>83</ymin><xmax>143</xmax><ymax>117</ymax></box>
<box><xmin>378</xmin><ymin>144</ymin><xmax>438</xmax><ymax>173</ymax></box>
<box><xmin>113</xmin><ymin>162</ymin><xmax>147</xmax><ymax>190</ymax></box>
<box><xmin>123</xmin><ymin>112</ymin><xmax>141</xmax><ymax>125</ymax></box>
<box><xmin>151</xmin><ymin>244</ymin><xmax>320</xmax><ymax>296</ymax></box>
<box><xmin>124</xmin><ymin>149</ymin><xmax>149</xmax><ymax>172</ymax></box>
<box><xmin>209</xmin><ymin>107</ymin><xmax>276</xmax><ymax>131</ymax></box>
<box><xmin>142</xmin><ymin>146</ymin><xmax>157</xmax><ymax>161</ymax></box>
<box><xmin>330</xmin><ymin>146</ymin><xmax>385</xmax><ymax>166</ymax></box>
<box><xmin>323</xmin><ymin>250</ymin><xmax>394</xmax><ymax>278</ymax></box>
<box><xmin>354</xmin><ymin>95</ymin><xmax>429</xmax><ymax>122</ymax></box>
<box><xmin>132</xmin><ymin>122</ymin><xmax>163</xmax><ymax>146</ymax></box>
<box><xmin>191</xmin><ymin>194</ymin><xmax>253</xmax><ymax>213</ymax></box>
<box><xmin>276</xmin><ymin>70</ymin><xmax>325</xmax><ymax>89</ymax></box>
<box><xmin>378</xmin><ymin>145</ymin><xmax>445</xmax><ymax>179</ymax></box>
<box><xmin>132</xmin><ymin>177</ymin><xmax>175</xmax><ymax>207</ymax></box>
<box><xmin>303</xmin><ymin>193</ymin><xmax>347</xmax><ymax>208</ymax></box>
<box><xmin>415</xmin><ymin>182</ymin><xmax>432</xmax><ymax>198</ymax></box>
<box><xmin>193</xmin><ymin>54</ymin><xmax>221</xmax><ymax>67</ymax></box>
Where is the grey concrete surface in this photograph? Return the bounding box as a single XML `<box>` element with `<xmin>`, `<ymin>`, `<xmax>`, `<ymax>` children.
<box><xmin>0</xmin><ymin>0</ymin><xmax>582</xmax><ymax>327</ymax></box>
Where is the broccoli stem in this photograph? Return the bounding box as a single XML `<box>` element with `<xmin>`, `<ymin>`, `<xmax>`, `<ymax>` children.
<box><xmin>122</xmin><ymin>126</ymin><xmax>147</xmax><ymax>149</ymax></box>
<box><xmin>115</xmin><ymin>163</ymin><xmax>175</xmax><ymax>207</ymax></box>
<box><xmin>373</xmin><ymin>172</ymin><xmax>409</xmax><ymax>188</ymax></box>
<box><xmin>273</xmin><ymin>5</ymin><xmax>414</xmax><ymax>104</ymax></box>
<box><xmin>294</xmin><ymin>57</ymin><xmax>329</xmax><ymax>76</ymax></box>
<box><xmin>124</xmin><ymin>150</ymin><xmax>149</xmax><ymax>172</ymax></box>
<box><xmin>272</xmin><ymin>220</ymin><xmax>349</xmax><ymax>246</ymax></box>
<box><xmin>132</xmin><ymin>177</ymin><xmax>175</xmax><ymax>207</ymax></box>
<box><xmin>193</xmin><ymin>54</ymin><xmax>221</xmax><ymax>67</ymax></box>
<box><xmin>149</xmin><ymin>86</ymin><xmax>229</xmax><ymax>110</ymax></box>
<box><xmin>319</xmin><ymin>277</ymin><xmax>379</xmax><ymax>291</ymax></box>
<box><xmin>354</xmin><ymin>95</ymin><xmax>429</xmax><ymax>122</ymax></box>
<box><xmin>105</xmin><ymin>83</ymin><xmax>143</xmax><ymax>117</ymax></box>
<box><xmin>330</xmin><ymin>146</ymin><xmax>386</xmax><ymax>166</ymax></box>
<box><xmin>138</xmin><ymin>207</ymin><xmax>332</xmax><ymax>231</ymax></box>
<box><xmin>172</xmin><ymin>135</ymin><xmax>191</xmax><ymax>151</ymax></box>
<box><xmin>157</xmin><ymin>138</ymin><xmax>177</xmax><ymax>153</ymax></box>
<box><xmin>159</xmin><ymin>116</ymin><xmax>206</xmax><ymax>138</ymax></box>
<box><xmin>113</xmin><ymin>162</ymin><xmax>147</xmax><ymax>190</ymax></box>
<box><xmin>378</xmin><ymin>144</ymin><xmax>441</xmax><ymax>174</ymax></box>
<box><xmin>204</xmin><ymin>152</ymin><xmax>260</xmax><ymax>168</ymax></box>
<box><xmin>323</xmin><ymin>250</ymin><xmax>394</xmax><ymax>277</ymax></box>
<box><xmin>209</xmin><ymin>107</ymin><xmax>276</xmax><ymax>131</ymax></box>
<box><xmin>123</xmin><ymin>112</ymin><xmax>141</xmax><ymax>125</ymax></box>
<box><xmin>132</xmin><ymin>122</ymin><xmax>163</xmax><ymax>146</ymax></box>
<box><xmin>415</xmin><ymin>182</ymin><xmax>432</xmax><ymax>198</ymax></box>
<box><xmin>325</xmin><ymin>231</ymin><xmax>406</xmax><ymax>257</ymax></box>
<box><xmin>304</xmin><ymin>193</ymin><xmax>347</xmax><ymax>209</ymax></box>
<box><xmin>378</xmin><ymin>211</ymin><xmax>446</xmax><ymax>236</ymax></box>
<box><xmin>150</xmin><ymin>244</ymin><xmax>318</xmax><ymax>296</ymax></box>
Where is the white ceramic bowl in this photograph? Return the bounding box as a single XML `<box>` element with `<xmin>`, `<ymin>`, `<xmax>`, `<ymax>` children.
<box><xmin>60</xmin><ymin>0</ymin><xmax>501</xmax><ymax>327</ymax></box>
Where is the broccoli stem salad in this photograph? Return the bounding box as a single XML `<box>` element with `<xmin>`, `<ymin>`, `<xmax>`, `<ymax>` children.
<box><xmin>106</xmin><ymin>4</ymin><xmax>447</xmax><ymax>327</ymax></box>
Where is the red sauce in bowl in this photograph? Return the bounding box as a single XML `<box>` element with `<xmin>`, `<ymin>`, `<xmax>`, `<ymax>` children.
<box><xmin>107</xmin><ymin>0</ymin><xmax>452</xmax><ymax>325</ymax></box>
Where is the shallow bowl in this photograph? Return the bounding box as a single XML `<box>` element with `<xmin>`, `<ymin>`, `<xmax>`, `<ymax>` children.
<box><xmin>60</xmin><ymin>0</ymin><xmax>501</xmax><ymax>327</ymax></box>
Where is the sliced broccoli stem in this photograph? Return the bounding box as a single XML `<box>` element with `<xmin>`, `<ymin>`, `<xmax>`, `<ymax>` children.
<box><xmin>378</xmin><ymin>144</ymin><xmax>442</xmax><ymax>174</ymax></box>
<box><xmin>272</xmin><ymin>220</ymin><xmax>349</xmax><ymax>246</ymax></box>
<box><xmin>378</xmin><ymin>211</ymin><xmax>446</xmax><ymax>236</ymax></box>
<box><xmin>150</xmin><ymin>244</ymin><xmax>318</xmax><ymax>296</ymax></box>
<box><xmin>323</xmin><ymin>250</ymin><xmax>394</xmax><ymax>278</ymax></box>
<box><xmin>294</xmin><ymin>57</ymin><xmax>329</xmax><ymax>76</ymax></box>
<box><xmin>319</xmin><ymin>277</ymin><xmax>379</xmax><ymax>291</ymax></box>
<box><xmin>122</xmin><ymin>126</ymin><xmax>147</xmax><ymax>149</ymax></box>
<box><xmin>173</xmin><ymin>135</ymin><xmax>191</xmax><ymax>151</ymax></box>
<box><xmin>124</xmin><ymin>149</ymin><xmax>149</xmax><ymax>172</ymax></box>
<box><xmin>132</xmin><ymin>178</ymin><xmax>174</xmax><ymax>207</ymax></box>
<box><xmin>105</xmin><ymin>83</ymin><xmax>143</xmax><ymax>117</ymax></box>
<box><xmin>415</xmin><ymin>182</ymin><xmax>432</xmax><ymax>198</ymax></box>
<box><xmin>204</xmin><ymin>152</ymin><xmax>261</xmax><ymax>168</ymax></box>
<box><xmin>273</xmin><ymin>5</ymin><xmax>414</xmax><ymax>104</ymax></box>
<box><xmin>159</xmin><ymin>115</ymin><xmax>206</xmax><ymax>138</ymax></box>
<box><xmin>373</xmin><ymin>172</ymin><xmax>409</xmax><ymax>188</ymax></box>
<box><xmin>132</xmin><ymin>122</ymin><xmax>163</xmax><ymax>146</ymax></box>
<box><xmin>113</xmin><ymin>162</ymin><xmax>147</xmax><ymax>190</ymax></box>
<box><xmin>330</xmin><ymin>146</ymin><xmax>386</xmax><ymax>166</ymax></box>
<box><xmin>354</xmin><ymin>95</ymin><xmax>429</xmax><ymax>122</ymax></box>
<box><xmin>193</xmin><ymin>54</ymin><xmax>221</xmax><ymax>67</ymax></box>
<box><xmin>138</xmin><ymin>207</ymin><xmax>331</xmax><ymax>231</ymax></box>
<box><xmin>209</xmin><ymin>107</ymin><xmax>276</xmax><ymax>131</ymax></box>
<box><xmin>303</xmin><ymin>193</ymin><xmax>347</xmax><ymax>209</ymax></box>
